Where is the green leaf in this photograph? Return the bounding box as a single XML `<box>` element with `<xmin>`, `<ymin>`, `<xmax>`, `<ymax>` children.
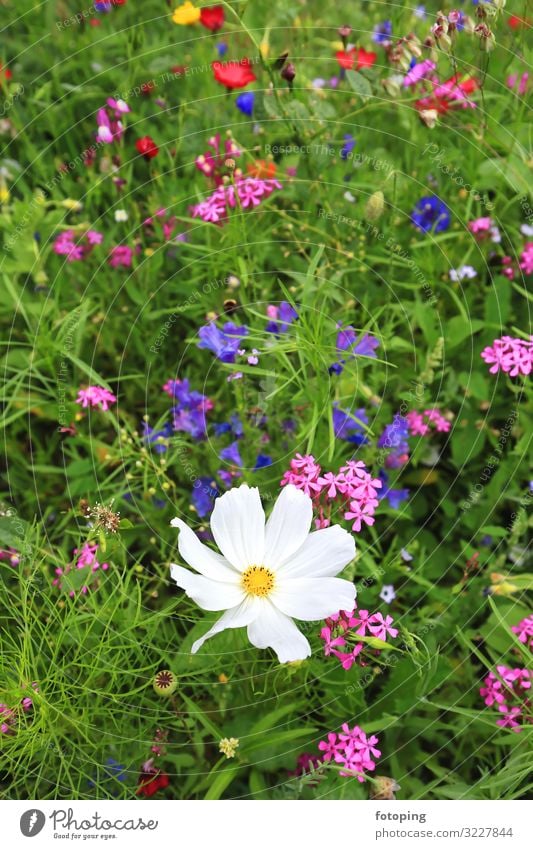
<box><xmin>345</xmin><ymin>70</ymin><xmax>372</xmax><ymax>101</ymax></box>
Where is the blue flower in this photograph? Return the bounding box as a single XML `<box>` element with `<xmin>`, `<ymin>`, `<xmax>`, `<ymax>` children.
<box><xmin>254</xmin><ymin>453</ymin><xmax>272</xmax><ymax>470</ymax></box>
<box><xmin>411</xmin><ymin>196</ymin><xmax>450</xmax><ymax>233</ymax></box>
<box><xmin>372</xmin><ymin>20</ymin><xmax>392</xmax><ymax>45</ymax></box>
<box><xmin>198</xmin><ymin>321</ymin><xmax>248</xmax><ymax>363</ymax></box>
<box><xmin>192</xmin><ymin>478</ymin><xmax>219</xmax><ymax>517</ymax></box>
<box><xmin>340</xmin><ymin>134</ymin><xmax>356</xmax><ymax>160</ymax></box>
<box><xmin>216</xmin><ymin>42</ymin><xmax>229</xmax><ymax>58</ymax></box>
<box><xmin>88</xmin><ymin>758</ymin><xmax>127</xmax><ymax>794</ymax></box>
<box><xmin>235</xmin><ymin>92</ymin><xmax>255</xmax><ymax>117</ymax></box>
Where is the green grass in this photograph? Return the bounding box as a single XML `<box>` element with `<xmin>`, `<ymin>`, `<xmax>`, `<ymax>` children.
<box><xmin>0</xmin><ymin>0</ymin><xmax>532</xmax><ymax>800</ymax></box>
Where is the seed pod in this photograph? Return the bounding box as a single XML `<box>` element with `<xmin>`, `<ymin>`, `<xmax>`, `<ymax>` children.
<box><xmin>365</xmin><ymin>190</ymin><xmax>385</xmax><ymax>221</ymax></box>
<box><xmin>153</xmin><ymin>669</ymin><xmax>178</xmax><ymax>697</ymax></box>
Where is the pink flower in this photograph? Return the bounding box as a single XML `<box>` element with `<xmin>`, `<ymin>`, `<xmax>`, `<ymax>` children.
<box><xmin>318</xmin><ymin>725</ymin><xmax>381</xmax><ymax>780</ymax></box>
<box><xmin>481</xmin><ymin>335</ymin><xmax>533</xmax><ymax>377</ymax></box>
<box><xmin>109</xmin><ymin>245</ymin><xmax>135</xmax><ymax>268</ymax></box>
<box><xmin>344</xmin><ymin>501</ymin><xmax>376</xmax><ymax>533</ymax></box>
<box><xmin>403</xmin><ymin>59</ymin><xmax>436</xmax><ymax>87</ymax></box>
<box><xmin>368</xmin><ymin>612</ymin><xmax>399</xmax><ymax>640</ymax></box>
<box><xmin>519</xmin><ymin>242</ymin><xmax>533</xmax><ymax>275</ymax></box>
<box><xmin>76</xmin><ymin>386</ymin><xmax>117</xmax><ymax>411</ymax></box>
<box><xmin>317</xmin><ymin>472</ymin><xmax>345</xmax><ymax>498</ymax></box>
<box><xmin>507</xmin><ymin>72</ymin><xmax>529</xmax><ymax>95</ymax></box>
<box><xmin>191</xmin><ymin>177</ymin><xmax>282</xmax><ymax>225</ymax></box>
<box><xmin>53</xmin><ymin>230</ymin><xmax>103</xmax><ymax>262</ymax></box>
<box><xmin>512</xmin><ymin>615</ymin><xmax>533</xmax><ymax>649</ymax></box>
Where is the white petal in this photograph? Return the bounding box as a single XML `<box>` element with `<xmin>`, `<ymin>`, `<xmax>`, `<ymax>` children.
<box><xmin>277</xmin><ymin>525</ymin><xmax>356</xmax><ymax>578</ymax></box>
<box><xmin>264</xmin><ymin>484</ymin><xmax>313</xmax><ymax>569</ymax></box>
<box><xmin>191</xmin><ymin>596</ymin><xmax>260</xmax><ymax>654</ymax></box>
<box><xmin>210</xmin><ymin>484</ymin><xmax>265</xmax><ymax>571</ymax></box>
<box><xmin>171</xmin><ymin>518</ymin><xmax>239</xmax><ymax>582</ymax></box>
<box><xmin>170</xmin><ymin>564</ymin><xmax>244</xmax><ymax>611</ymax></box>
<box><xmin>247</xmin><ymin>600</ymin><xmax>311</xmax><ymax>663</ymax></box>
<box><xmin>272</xmin><ymin>577</ymin><xmax>356</xmax><ymax>620</ymax></box>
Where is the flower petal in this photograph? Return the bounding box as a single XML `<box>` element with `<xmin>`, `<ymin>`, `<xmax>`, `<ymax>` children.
<box><xmin>272</xmin><ymin>577</ymin><xmax>356</xmax><ymax>620</ymax></box>
<box><xmin>264</xmin><ymin>484</ymin><xmax>313</xmax><ymax>569</ymax></box>
<box><xmin>171</xmin><ymin>517</ymin><xmax>239</xmax><ymax>582</ymax></box>
<box><xmin>191</xmin><ymin>596</ymin><xmax>261</xmax><ymax>654</ymax></box>
<box><xmin>247</xmin><ymin>600</ymin><xmax>311</xmax><ymax>662</ymax></box>
<box><xmin>170</xmin><ymin>564</ymin><xmax>244</xmax><ymax>611</ymax></box>
<box><xmin>277</xmin><ymin>525</ymin><xmax>356</xmax><ymax>578</ymax></box>
<box><xmin>210</xmin><ymin>484</ymin><xmax>265</xmax><ymax>571</ymax></box>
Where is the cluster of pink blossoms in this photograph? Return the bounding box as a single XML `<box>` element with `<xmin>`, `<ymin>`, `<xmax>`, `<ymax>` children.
<box><xmin>480</xmin><ymin>614</ymin><xmax>532</xmax><ymax>733</ymax></box>
<box><xmin>512</xmin><ymin>614</ymin><xmax>533</xmax><ymax>650</ymax></box>
<box><xmin>76</xmin><ymin>385</ymin><xmax>117</xmax><ymax>411</ymax></box>
<box><xmin>1</xmin><ymin>684</ymin><xmax>37</xmax><ymax>735</ymax></box>
<box><xmin>52</xmin><ymin>542</ymin><xmax>110</xmax><ymax>599</ymax></box>
<box><xmin>96</xmin><ymin>97</ymin><xmax>130</xmax><ymax>144</ymax></box>
<box><xmin>481</xmin><ymin>336</ymin><xmax>532</xmax><ymax>377</ymax></box>
<box><xmin>468</xmin><ymin>217</ymin><xmax>501</xmax><ymax>243</ymax></box>
<box><xmin>109</xmin><ymin>244</ymin><xmax>137</xmax><ymax>268</ymax></box>
<box><xmin>195</xmin><ymin>133</ymin><xmax>241</xmax><ymax>185</ymax></box>
<box><xmin>406</xmin><ymin>408</ymin><xmax>451</xmax><ymax>436</ymax></box>
<box><xmin>53</xmin><ymin>229</ymin><xmax>103</xmax><ymax>262</ymax></box>
<box><xmin>318</xmin><ymin>724</ymin><xmax>381</xmax><ymax>781</ymax></box>
<box><xmin>480</xmin><ymin>666</ymin><xmax>531</xmax><ymax>732</ymax></box>
<box><xmin>191</xmin><ymin>177</ymin><xmax>282</xmax><ymax>224</ymax></box>
<box><xmin>281</xmin><ymin>454</ymin><xmax>382</xmax><ymax>533</ymax></box>
<box><xmin>320</xmin><ymin>607</ymin><xmax>398</xmax><ymax>670</ymax></box>
<box><xmin>519</xmin><ymin>242</ymin><xmax>533</xmax><ymax>275</ymax></box>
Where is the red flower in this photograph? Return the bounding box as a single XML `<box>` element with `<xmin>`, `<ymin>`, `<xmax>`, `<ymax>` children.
<box><xmin>200</xmin><ymin>5</ymin><xmax>224</xmax><ymax>32</ymax></box>
<box><xmin>335</xmin><ymin>47</ymin><xmax>377</xmax><ymax>71</ymax></box>
<box><xmin>137</xmin><ymin>769</ymin><xmax>169</xmax><ymax>797</ymax></box>
<box><xmin>508</xmin><ymin>15</ymin><xmax>530</xmax><ymax>30</ymax></box>
<box><xmin>212</xmin><ymin>59</ymin><xmax>256</xmax><ymax>89</ymax></box>
<box><xmin>0</xmin><ymin>63</ymin><xmax>12</xmax><ymax>86</ymax></box>
<box><xmin>135</xmin><ymin>136</ymin><xmax>159</xmax><ymax>160</ymax></box>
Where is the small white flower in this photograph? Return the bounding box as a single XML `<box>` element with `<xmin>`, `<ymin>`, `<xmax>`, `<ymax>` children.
<box><xmin>170</xmin><ymin>484</ymin><xmax>356</xmax><ymax>662</ymax></box>
<box><xmin>449</xmin><ymin>264</ymin><xmax>477</xmax><ymax>282</ymax></box>
<box><xmin>114</xmin><ymin>209</ymin><xmax>128</xmax><ymax>222</ymax></box>
<box><xmin>520</xmin><ymin>223</ymin><xmax>533</xmax><ymax>237</ymax></box>
<box><xmin>379</xmin><ymin>584</ymin><xmax>396</xmax><ymax>604</ymax></box>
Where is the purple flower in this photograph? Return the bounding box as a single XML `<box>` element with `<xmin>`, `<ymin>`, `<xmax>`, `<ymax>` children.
<box><xmin>265</xmin><ymin>302</ymin><xmax>298</xmax><ymax>334</ymax></box>
<box><xmin>163</xmin><ymin>378</ymin><xmax>213</xmax><ymax>440</ymax></box>
<box><xmin>198</xmin><ymin>321</ymin><xmax>248</xmax><ymax>363</ymax></box>
<box><xmin>372</xmin><ymin>20</ymin><xmax>392</xmax><ymax>45</ymax></box>
<box><xmin>330</xmin><ymin>325</ymin><xmax>380</xmax><ymax>374</ymax></box>
<box><xmin>411</xmin><ymin>196</ymin><xmax>450</xmax><ymax>233</ymax></box>
<box><xmin>333</xmin><ymin>404</ymin><xmax>369</xmax><ymax>444</ymax></box>
<box><xmin>219</xmin><ymin>441</ymin><xmax>243</xmax><ymax>466</ymax></box>
<box><xmin>341</xmin><ymin>134</ymin><xmax>356</xmax><ymax>160</ymax></box>
<box><xmin>142</xmin><ymin>421</ymin><xmax>173</xmax><ymax>454</ymax></box>
<box><xmin>192</xmin><ymin>478</ymin><xmax>219</xmax><ymax>517</ymax></box>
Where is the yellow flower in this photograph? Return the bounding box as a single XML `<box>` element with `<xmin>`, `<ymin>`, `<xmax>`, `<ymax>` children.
<box><xmin>0</xmin><ymin>183</ymin><xmax>10</xmax><ymax>204</ymax></box>
<box><xmin>172</xmin><ymin>2</ymin><xmax>200</xmax><ymax>25</ymax></box>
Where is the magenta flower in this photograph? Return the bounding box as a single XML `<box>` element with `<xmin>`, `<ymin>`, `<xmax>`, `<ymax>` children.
<box><xmin>367</xmin><ymin>612</ymin><xmax>399</xmax><ymax>640</ymax></box>
<box><xmin>53</xmin><ymin>230</ymin><xmax>103</xmax><ymax>262</ymax></box>
<box><xmin>76</xmin><ymin>386</ymin><xmax>117</xmax><ymax>411</ymax></box>
<box><xmin>191</xmin><ymin>177</ymin><xmax>282</xmax><ymax>225</ymax></box>
<box><xmin>109</xmin><ymin>245</ymin><xmax>135</xmax><ymax>268</ymax></box>
<box><xmin>512</xmin><ymin>615</ymin><xmax>533</xmax><ymax>649</ymax></box>
<box><xmin>519</xmin><ymin>242</ymin><xmax>533</xmax><ymax>275</ymax></box>
<box><xmin>318</xmin><ymin>725</ymin><xmax>381</xmax><ymax>780</ymax></box>
<box><xmin>481</xmin><ymin>335</ymin><xmax>533</xmax><ymax>377</ymax></box>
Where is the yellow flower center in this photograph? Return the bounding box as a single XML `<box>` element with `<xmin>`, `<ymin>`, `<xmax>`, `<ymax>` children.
<box><xmin>241</xmin><ymin>565</ymin><xmax>275</xmax><ymax>597</ymax></box>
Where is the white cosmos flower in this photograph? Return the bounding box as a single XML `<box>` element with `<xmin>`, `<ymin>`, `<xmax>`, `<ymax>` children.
<box><xmin>170</xmin><ymin>484</ymin><xmax>356</xmax><ymax>663</ymax></box>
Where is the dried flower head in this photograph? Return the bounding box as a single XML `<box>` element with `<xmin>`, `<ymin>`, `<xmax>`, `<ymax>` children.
<box><xmin>153</xmin><ymin>670</ymin><xmax>178</xmax><ymax>697</ymax></box>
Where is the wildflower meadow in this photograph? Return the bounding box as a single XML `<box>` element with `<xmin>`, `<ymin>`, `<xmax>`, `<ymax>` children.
<box><xmin>0</xmin><ymin>0</ymin><xmax>532</xmax><ymax>818</ymax></box>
